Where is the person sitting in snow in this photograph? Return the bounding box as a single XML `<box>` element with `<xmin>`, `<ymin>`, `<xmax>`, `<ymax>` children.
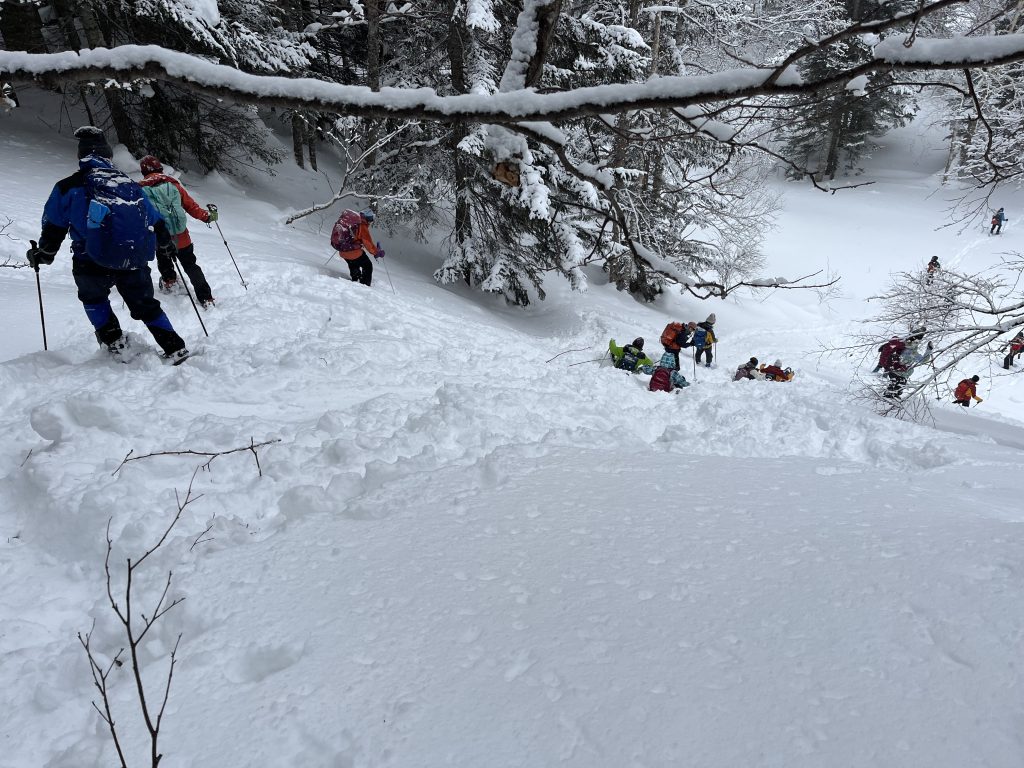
<box><xmin>648</xmin><ymin>350</ymin><xmax>690</xmax><ymax>393</ymax></box>
<box><xmin>758</xmin><ymin>360</ymin><xmax>794</xmax><ymax>382</ymax></box>
<box><xmin>609</xmin><ymin>337</ymin><xmax>654</xmax><ymax>372</ymax></box>
<box><xmin>692</xmin><ymin>314</ymin><xmax>717</xmax><ymax>368</ymax></box>
<box><xmin>138</xmin><ymin>155</ymin><xmax>217</xmax><ymax>308</ymax></box>
<box><xmin>953</xmin><ymin>375</ymin><xmax>983</xmax><ymax>407</ymax></box>
<box><xmin>884</xmin><ymin>340</ymin><xmax>931</xmax><ymax>399</ymax></box>
<box><xmin>733</xmin><ymin>357</ymin><xmax>761</xmax><ymax>381</ymax></box>
<box><xmin>1002</xmin><ymin>331</ymin><xmax>1024</xmax><ymax>370</ymax></box>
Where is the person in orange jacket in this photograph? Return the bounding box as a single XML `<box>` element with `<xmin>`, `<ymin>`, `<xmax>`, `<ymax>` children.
<box><xmin>331</xmin><ymin>209</ymin><xmax>384</xmax><ymax>286</ymax></box>
<box><xmin>953</xmin><ymin>375</ymin><xmax>983</xmax><ymax>407</ymax></box>
<box><xmin>138</xmin><ymin>155</ymin><xmax>217</xmax><ymax>307</ymax></box>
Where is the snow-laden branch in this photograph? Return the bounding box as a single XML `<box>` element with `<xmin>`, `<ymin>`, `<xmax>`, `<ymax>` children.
<box><xmin>4</xmin><ymin>29</ymin><xmax>1024</xmax><ymax>122</ymax></box>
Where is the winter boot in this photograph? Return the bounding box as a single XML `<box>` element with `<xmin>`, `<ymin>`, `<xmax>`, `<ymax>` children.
<box><xmin>158</xmin><ymin>277</ymin><xmax>179</xmax><ymax>295</ymax></box>
<box><xmin>161</xmin><ymin>348</ymin><xmax>191</xmax><ymax>366</ymax></box>
<box><xmin>106</xmin><ymin>336</ymin><xmax>131</xmax><ymax>363</ymax></box>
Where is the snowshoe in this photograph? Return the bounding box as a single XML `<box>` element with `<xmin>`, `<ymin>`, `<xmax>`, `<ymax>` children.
<box><xmin>106</xmin><ymin>337</ymin><xmax>131</xmax><ymax>363</ymax></box>
<box><xmin>161</xmin><ymin>348</ymin><xmax>191</xmax><ymax>366</ymax></box>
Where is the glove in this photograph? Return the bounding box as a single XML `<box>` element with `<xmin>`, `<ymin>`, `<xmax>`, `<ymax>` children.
<box><xmin>976</xmin><ymin>397</ymin><xmax>984</xmax><ymax>403</ymax></box>
<box><xmin>374</xmin><ymin>248</ymin><xmax>385</xmax><ymax>259</ymax></box>
<box><xmin>206</xmin><ymin>205</ymin><xmax>219</xmax><ymax>223</ymax></box>
<box><xmin>26</xmin><ymin>241</ymin><xmax>55</xmax><ymax>269</ymax></box>
<box><xmin>157</xmin><ymin>241</ymin><xmax>177</xmax><ymax>261</ymax></box>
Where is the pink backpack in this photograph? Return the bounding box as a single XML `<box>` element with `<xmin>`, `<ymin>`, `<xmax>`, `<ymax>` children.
<box><xmin>330</xmin><ymin>209</ymin><xmax>363</xmax><ymax>252</ymax></box>
<box><xmin>649</xmin><ymin>367</ymin><xmax>672</xmax><ymax>392</ymax></box>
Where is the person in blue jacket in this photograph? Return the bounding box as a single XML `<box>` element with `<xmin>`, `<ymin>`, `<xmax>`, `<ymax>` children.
<box><xmin>26</xmin><ymin>127</ymin><xmax>189</xmax><ymax>363</ymax></box>
<box><xmin>991</xmin><ymin>207</ymin><xmax>1007</xmax><ymax>235</ymax></box>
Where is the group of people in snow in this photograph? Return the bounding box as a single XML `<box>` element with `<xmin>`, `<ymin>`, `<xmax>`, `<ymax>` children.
<box><xmin>873</xmin><ymin>327</ymin><xmax>989</xmax><ymax>407</ymax></box>
<box><xmin>609</xmin><ymin>314</ymin><xmax>794</xmax><ymax>393</ymax></box>
<box><xmin>24</xmin><ymin>126</ymin><xmax>384</xmax><ymax>364</ymax></box>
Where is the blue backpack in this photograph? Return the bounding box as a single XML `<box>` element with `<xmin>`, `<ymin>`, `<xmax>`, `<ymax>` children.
<box><xmin>84</xmin><ymin>167</ymin><xmax>156</xmax><ymax>270</ymax></box>
<box><xmin>691</xmin><ymin>327</ymin><xmax>708</xmax><ymax>349</ymax></box>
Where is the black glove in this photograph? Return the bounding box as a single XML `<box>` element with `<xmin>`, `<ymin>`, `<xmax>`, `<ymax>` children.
<box><xmin>26</xmin><ymin>241</ymin><xmax>55</xmax><ymax>269</ymax></box>
<box><xmin>157</xmin><ymin>241</ymin><xmax>177</xmax><ymax>261</ymax></box>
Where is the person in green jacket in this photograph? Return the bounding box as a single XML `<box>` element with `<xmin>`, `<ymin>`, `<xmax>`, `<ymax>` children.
<box><xmin>608</xmin><ymin>337</ymin><xmax>654</xmax><ymax>372</ymax></box>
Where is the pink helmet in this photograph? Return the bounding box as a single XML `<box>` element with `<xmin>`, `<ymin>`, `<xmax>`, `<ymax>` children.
<box><xmin>140</xmin><ymin>155</ymin><xmax>163</xmax><ymax>175</ymax></box>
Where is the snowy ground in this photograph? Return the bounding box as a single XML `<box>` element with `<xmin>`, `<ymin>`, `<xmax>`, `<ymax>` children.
<box><xmin>2</xmin><ymin>95</ymin><xmax>1024</xmax><ymax>767</ymax></box>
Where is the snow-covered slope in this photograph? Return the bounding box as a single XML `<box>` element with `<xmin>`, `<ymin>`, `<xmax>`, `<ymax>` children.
<box><xmin>2</xmin><ymin>100</ymin><xmax>1024</xmax><ymax>768</ymax></box>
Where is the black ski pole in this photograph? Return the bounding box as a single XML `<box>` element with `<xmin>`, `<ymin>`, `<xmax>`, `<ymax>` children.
<box><xmin>208</xmin><ymin>205</ymin><xmax>247</xmax><ymax>290</ymax></box>
<box><xmin>30</xmin><ymin>240</ymin><xmax>48</xmax><ymax>351</ymax></box>
<box><xmin>174</xmin><ymin>256</ymin><xmax>209</xmax><ymax>337</ymax></box>
<box><xmin>377</xmin><ymin>242</ymin><xmax>396</xmax><ymax>294</ymax></box>
<box><xmin>323</xmin><ymin>250</ymin><xmax>337</xmax><ymax>266</ymax></box>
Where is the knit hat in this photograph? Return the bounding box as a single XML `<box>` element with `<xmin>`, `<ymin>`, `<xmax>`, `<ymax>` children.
<box><xmin>74</xmin><ymin>126</ymin><xmax>113</xmax><ymax>159</ymax></box>
<box><xmin>360</xmin><ymin>209</ymin><xmax>376</xmax><ymax>222</ymax></box>
<box><xmin>749</xmin><ymin>357</ymin><xmax>758</xmax><ymax>365</ymax></box>
<box><xmin>773</xmin><ymin>359</ymin><xmax>782</xmax><ymax>367</ymax></box>
<box><xmin>971</xmin><ymin>375</ymin><xmax>980</xmax><ymax>382</ymax></box>
<box><xmin>706</xmin><ymin>313</ymin><xmax>716</xmax><ymax>324</ymax></box>
<box><xmin>632</xmin><ymin>337</ymin><xmax>644</xmax><ymax>349</ymax></box>
<box><xmin>687</xmin><ymin>321</ymin><xmax>697</xmax><ymax>328</ymax></box>
<box><xmin>140</xmin><ymin>155</ymin><xmax>163</xmax><ymax>175</ymax></box>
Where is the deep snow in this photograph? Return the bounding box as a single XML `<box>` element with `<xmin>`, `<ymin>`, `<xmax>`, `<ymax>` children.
<box><xmin>2</xmin><ymin>95</ymin><xmax>1024</xmax><ymax>767</ymax></box>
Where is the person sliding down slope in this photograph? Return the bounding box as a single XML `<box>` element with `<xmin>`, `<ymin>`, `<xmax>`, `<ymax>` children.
<box><xmin>609</xmin><ymin>337</ymin><xmax>654</xmax><ymax>372</ymax></box>
<box><xmin>759</xmin><ymin>360</ymin><xmax>795</xmax><ymax>382</ymax></box>
<box><xmin>139</xmin><ymin>155</ymin><xmax>217</xmax><ymax>308</ymax></box>
<box><xmin>734</xmin><ymin>357</ymin><xmax>762</xmax><ymax>381</ymax></box>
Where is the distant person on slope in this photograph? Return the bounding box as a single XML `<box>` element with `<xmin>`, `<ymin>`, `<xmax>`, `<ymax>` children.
<box><xmin>926</xmin><ymin>256</ymin><xmax>940</xmax><ymax>283</ymax></box>
<box><xmin>331</xmin><ymin>208</ymin><xmax>384</xmax><ymax>286</ymax></box>
<box><xmin>733</xmin><ymin>357</ymin><xmax>761</xmax><ymax>381</ymax></box>
<box><xmin>609</xmin><ymin>337</ymin><xmax>653</xmax><ymax>372</ymax></box>
<box><xmin>953</xmin><ymin>375</ymin><xmax>983</xmax><ymax>407</ymax></box>
<box><xmin>25</xmin><ymin>127</ymin><xmax>188</xmax><ymax>363</ymax></box>
<box><xmin>991</xmin><ymin>207</ymin><xmax>1007</xmax><ymax>235</ymax></box>
<box><xmin>1003</xmin><ymin>331</ymin><xmax>1024</xmax><ymax>370</ymax></box>
<box><xmin>138</xmin><ymin>155</ymin><xmax>217</xmax><ymax>308</ymax></box>
<box><xmin>693</xmin><ymin>314</ymin><xmax>717</xmax><ymax>368</ymax></box>
<box><xmin>649</xmin><ymin>350</ymin><xmax>690</xmax><ymax>393</ymax></box>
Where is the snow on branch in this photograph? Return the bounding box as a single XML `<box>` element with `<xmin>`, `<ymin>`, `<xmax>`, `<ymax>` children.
<box><xmin>4</xmin><ymin>25</ymin><xmax>1024</xmax><ymax>123</ymax></box>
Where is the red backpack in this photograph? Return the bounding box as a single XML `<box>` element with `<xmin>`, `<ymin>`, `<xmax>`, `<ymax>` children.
<box><xmin>330</xmin><ymin>209</ymin><xmax>363</xmax><ymax>252</ymax></box>
<box><xmin>649</xmin><ymin>367</ymin><xmax>673</xmax><ymax>392</ymax></box>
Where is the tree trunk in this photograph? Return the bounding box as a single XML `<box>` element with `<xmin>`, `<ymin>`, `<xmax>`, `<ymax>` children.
<box><xmin>649</xmin><ymin>11</ymin><xmax>663</xmax><ymax>77</ymax></box>
<box><xmin>524</xmin><ymin>0</ymin><xmax>562</xmax><ymax>88</ymax></box>
<box><xmin>307</xmin><ymin>119</ymin><xmax>318</xmax><ymax>171</ymax></box>
<box><xmin>447</xmin><ymin>0</ymin><xmax>473</xmax><ymax>276</ymax></box>
<box><xmin>76</xmin><ymin>2</ymin><xmax>137</xmax><ymax>152</ymax></box>
<box><xmin>291</xmin><ymin>112</ymin><xmax>305</xmax><ymax>168</ymax></box>
<box><xmin>364</xmin><ymin>0</ymin><xmax>382</xmax><ymax>167</ymax></box>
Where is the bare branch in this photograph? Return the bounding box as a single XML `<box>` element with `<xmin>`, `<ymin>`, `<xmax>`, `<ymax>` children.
<box><xmin>112</xmin><ymin>437</ymin><xmax>281</xmax><ymax>476</ymax></box>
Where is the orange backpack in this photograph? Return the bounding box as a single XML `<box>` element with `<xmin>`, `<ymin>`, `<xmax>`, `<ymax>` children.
<box><xmin>660</xmin><ymin>322</ymin><xmax>685</xmax><ymax>351</ymax></box>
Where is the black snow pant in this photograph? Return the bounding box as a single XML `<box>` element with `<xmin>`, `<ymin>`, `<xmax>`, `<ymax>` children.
<box><xmin>695</xmin><ymin>346</ymin><xmax>713</xmax><ymax>366</ymax></box>
<box><xmin>954</xmin><ymin>399</ymin><xmax>971</xmax><ymax>408</ymax></box>
<box><xmin>73</xmin><ymin>258</ymin><xmax>185</xmax><ymax>355</ymax></box>
<box><xmin>884</xmin><ymin>370</ymin><xmax>907</xmax><ymax>399</ymax></box>
<box><xmin>156</xmin><ymin>243</ymin><xmax>214</xmax><ymax>303</ymax></box>
<box><xmin>346</xmin><ymin>253</ymin><xmax>373</xmax><ymax>286</ymax></box>
<box><xmin>991</xmin><ymin>221</ymin><xmax>1003</xmax><ymax>235</ymax></box>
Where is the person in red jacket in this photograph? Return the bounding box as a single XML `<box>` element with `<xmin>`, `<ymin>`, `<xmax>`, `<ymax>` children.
<box><xmin>138</xmin><ymin>155</ymin><xmax>217</xmax><ymax>307</ymax></box>
<box><xmin>1003</xmin><ymin>331</ymin><xmax>1024</xmax><ymax>370</ymax></box>
<box><xmin>953</xmin><ymin>375</ymin><xmax>983</xmax><ymax>407</ymax></box>
<box><xmin>332</xmin><ymin>209</ymin><xmax>384</xmax><ymax>286</ymax></box>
